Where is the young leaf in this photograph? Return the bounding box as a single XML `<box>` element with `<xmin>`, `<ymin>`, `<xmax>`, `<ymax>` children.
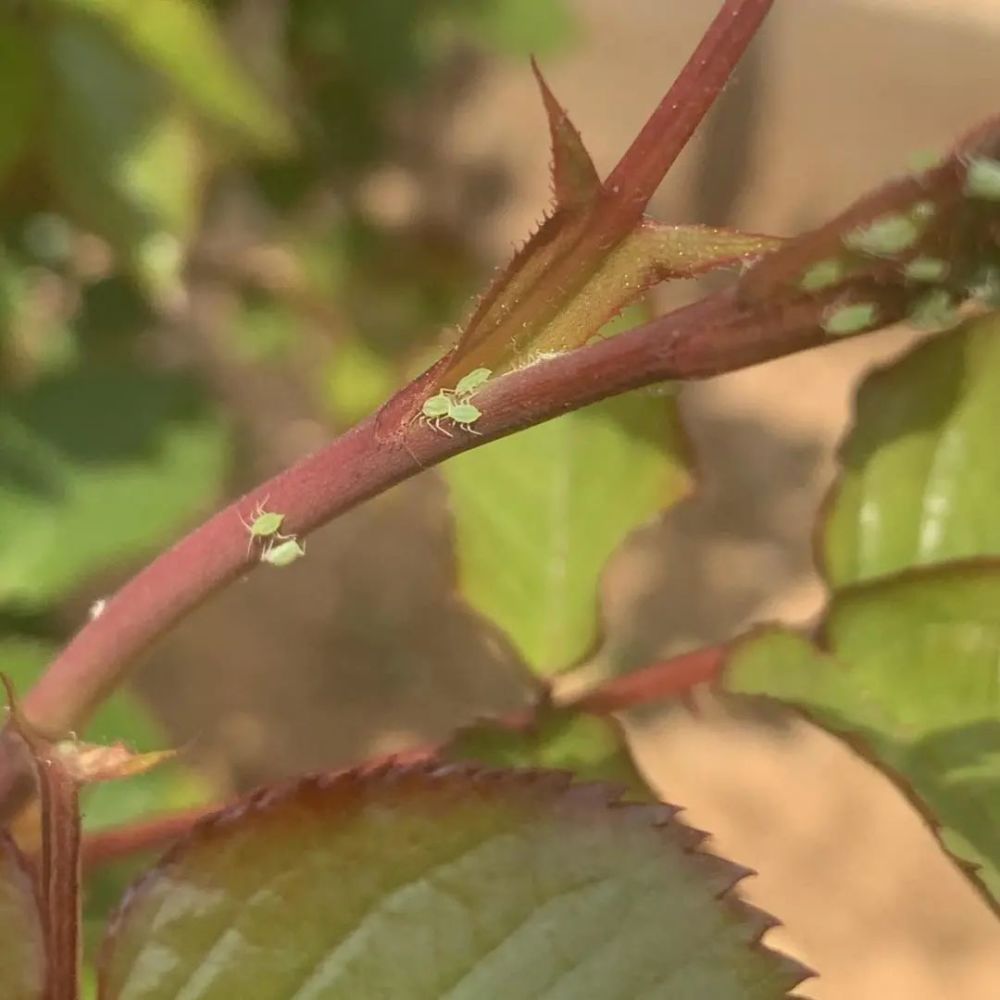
<box><xmin>50</xmin><ymin>0</ymin><xmax>292</xmax><ymax>153</ymax></box>
<box><xmin>723</xmin><ymin>564</ymin><xmax>1000</xmax><ymax>905</ymax></box>
<box><xmin>0</xmin><ymin>365</ymin><xmax>226</xmax><ymax>608</ymax></box>
<box><xmin>531</xmin><ymin>58</ymin><xmax>601</xmax><ymax>212</ymax></box>
<box><xmin>446</xmin><ymin>705</ymin><xmax>653</xmax><ymax>801</ymax></box>
<box><xmin>0</xmin><ymin>831</ymin><xmax>44</xmax><ymax>998</ymax></box>
<box><xmin>822</xmin><ymin>315</ymin><xmax>1000</xmax><ymax>587</ymax></box>
<box><xmin>446</xmin><ymin>381</ymin><xmax>689</xmax><ymax>676</ymax></box>
<box><xmin>376</xmin><ymin>0</ymin><xmax>777</xmax><ymax>428</ymax></box>
<box><xmin>100</xmin><ymin>763</ymin><xmax>808</xmax><ymax>998</ymax></box>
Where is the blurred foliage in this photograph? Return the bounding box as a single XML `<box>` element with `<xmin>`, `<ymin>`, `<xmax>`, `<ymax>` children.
<box><xmin>0</xmin><ymin>0</ymin><xmax>576</xmax><ymax>958</ymax></box>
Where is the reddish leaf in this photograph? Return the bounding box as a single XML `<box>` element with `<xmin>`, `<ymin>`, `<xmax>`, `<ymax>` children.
<box><xmin>531</xmin><ymin>58</ymin><xmax>601</xmax><ymax>212</ymax></box>
<box><xmin>376</xmin><ymin>0</ymin><xmax>777</xmax><ymax>433</ymax></box>
<box><xmin>0</xmin><ymin>830</ymin><xmax>44</xmax><ymax>999</ymax></box>
<box><xmin>100</xmin><ymin>762</ymin><xmax>810</xmax><ymax>998</ymax></box>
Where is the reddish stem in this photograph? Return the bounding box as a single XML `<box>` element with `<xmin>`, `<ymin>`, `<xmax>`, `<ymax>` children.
<box><xmin>602</xmin><ymin>0</ymin><xmax>773</xmax><ymax>228</ymax></box>
<box><xmin>452</xmin><ymin>0</ymin><xmax>774</xmax><ymax>377</ymax></box>
<box><xmin>12</xmin><ymin>287</ymin><xmax>869</xmax><ymax>742</ymax></box>
<box><xmin>81</xmin><ymin>806</ymin><xmax>217</xmax><ymax>870</ymax></box>
<box><xmin>78</xmin><ymin>639</ymin><xmax>733</xmax><ymax>873</ymax></box>
<box><xmin>569</xmin><ymin>644</ymin><xmax>729</xmax><ymax>714</ymax></box>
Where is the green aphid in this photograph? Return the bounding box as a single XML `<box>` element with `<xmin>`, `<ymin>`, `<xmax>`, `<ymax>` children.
<box><xmin>908</xmin><ymin>289</ymin><xmax>959</xmax><ymax>332</ymax></box>
<box><xmin>966</xmin><ymin>262</ymin><xmax>1000</xmax><ymax>308</ymax></box>
<box><xmin>843</xmin><ymin>214</ymin><xmax>920</xmax><ymax>257</ymax></box>
<box><xmin>261</xmin><ymin>537</ymin><xmax>306</xmax><ymax>567</ymax></box>
<box><xmin>240</xmin><ymin>500</ymin><xmax>287</xmax><ymax>554</ymax></box>
<box><xmin>963</xmin><ymin>158</ymin><xmax>1000</xmax><ymax>202</ymax></box>
<box><xmin>903</xmin><ymin>257</ymin><xmax>949</xmax><ymax>283</ymax></box>
<box><xmin>420</xmin><ymin>392</ymin><xmax>454</xmax><ymax>436</ymax></box>
<box><xmin>448</xmin><ymin>400</ymin><xmax>482</xmax><ymax>433</ymax></box>
<box><xmin>453</xmin><ymin>367</ymin><xmax>492</xmax><ymax>398</ymax></box>
<box><xmin>799</xmin><ymin>258</ymin><xmax>845</xmax><ymax>293</ymax></box>
<box><xmin>821</xmin><ymin>301</ymin><xmax>879</xmax><ymax>336</ymax></box>
<box><xmin>909</xmin><ymin>201</ymin><xmax>936</xmax><ymax>222</ymax></box>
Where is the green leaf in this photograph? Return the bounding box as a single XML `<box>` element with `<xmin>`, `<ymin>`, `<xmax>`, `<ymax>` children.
<box><xmin>0</xmin><ymin>365</ymin><xmax>226</xmax><ymax>607</ymax></box>
<box><xmin>0</xmin><ymin>16</ymin><xmax>41</xmax><ymax>186</ymax></box>
<box><xmin>724</xmin><ymin>564</ymin><xmax>1000</xmax><ymax>903</ymax></box>
<box><xmin>324</xmin><ymin>334</ymin><xmax>398</xmax><ymax>425</ymax></box>
<box><xmin>51</xmin><ymin>0</ymin><xmax>291</xmax><ymax>152</ymax></box>
<box><xmin>447</xmin><ymin>706</ymin><xmax>653</xmax><ymax>800</ymax></box>
<box><xmin>0</xmin><ymin>831</ymin><xmax>44</xmax><ymax>999</ymax></box>
<box><xmin>462</xmin><ymin>0</ymin><xmax>575</xmax><ymax>57</ymax></box>
<box><xmin>441</xmin><ymin>217</ymin><xmax>779</xmax><ymax>386</ymax></box>
<box><xmin>446</xmin><ymin>384</ymin><xmax>689</xmax><ymax>675</ymax></box>
<box><xmin>100</xmin><ymin>764</ymin><xmax>807</xmax><ymax>999</ymax></box>
<box><xmin>822</xmin><ymin>316</ymin><xmax>1000</xmax><ymax>587</ymax></box>
<box><xmin>43</xmin><ymin>16</ymin><xmax>202</xmax><ymax>297</ymax></box>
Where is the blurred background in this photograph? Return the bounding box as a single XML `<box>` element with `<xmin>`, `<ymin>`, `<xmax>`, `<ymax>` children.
<box><xmin>1</xmin><ymin>1</ymin><xmax>999</xmax><ymax>997</ymax></box>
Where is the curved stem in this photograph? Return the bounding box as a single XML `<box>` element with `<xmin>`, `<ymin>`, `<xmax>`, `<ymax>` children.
<box><xmin>0</xmin><ymin>277</ymin><xmax>901</xmax><ymax>821</ymax></box>
<box><xmin>567</xmin><ymin>644</ymin><xmax>730</xmax><ymax>714</ymax></box>
<box><xmin>18</xmin><ymin>289</ymin><xmax>840</xmax><ymax>731</ymax></box>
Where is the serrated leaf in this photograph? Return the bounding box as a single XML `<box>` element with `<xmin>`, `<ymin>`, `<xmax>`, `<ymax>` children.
<box><xmin>0</xmin><ymin>831</ymin><xmax>44</xmax><ymax>999</ymax></box>
<box><xmin>531</xmin><ymin>59</ymin><xmax>599</xmax><ymax>212</ymax></box>
<box><xmin>0</xmin><ymin>365</ymin><xmax>226</xmax><ymax>607</ymax></box>
<box><xmin>51</xmin><ymin>0</ymin><xmax>291</xmax><ymax>153</ymax></box>
<box><xmin>447</xmin><ymin>706</ymin><xmax>653</xmax><ymax>800</ymax></box>
<box><xmin>100</xmin><ymin>763</ymin><xmax>807</xmax><ymax>999</ymax></box>
<box><xmin>446</xmin><ymin>383</ymin><xmax>689</xmax><ymax>675</ymax></box>
<box><xmin>379</xmin><ymin>5</ymin><xmax>779</xmax><ymax>410</ymax></box>
<box><xmin>439</xmin><ymin>214</ymin><xmax>779</xmax><ymax>387</ymax></box>
<box><xmin>0</xmin><ymin>16</ymin><xmax>41</xmax><ymax>186</ymax></box>
<box><xmin>724</xmin><ymin>564</ymin><xmax>1000</xmax><ymax>903</ymax></box>
<box><xmin>526</xmin><ymin>220</ymin><xmax>779</xmax><ymax>361</ymax></box>
<box><xmin>823</xmin><ymin>316</ymin><xmax>1000</xmax><ymax>587</ymax></box>
<box><xmin>43</xmin><ymin>16</ymin><xmax>202</xmax><ymax>297</ymax></box>
<box><xmin>463</xmin><ymin>0</ymin><xmax>575</xmax><ymax>58</ymax></box>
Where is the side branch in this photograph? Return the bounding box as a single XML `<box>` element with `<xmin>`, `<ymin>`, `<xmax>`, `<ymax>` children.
<box><xmin>567</xmin><ymin>644</ymin><xmax>730</xmax><ymax>714</ymax></box>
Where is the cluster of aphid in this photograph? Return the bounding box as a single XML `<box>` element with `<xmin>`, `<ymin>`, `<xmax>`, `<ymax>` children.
<box><xmin>240</xmin><ymin>500</ymin><xmax>306</xmax><ymax>567</ymax></box>
<box><xmin>420</xmin><ymin>367</ymin><xmax>493</xmax><ymax>435</ymax></box>
<box><xmin>809</xmin><ymin>156</ymin><xmax>1000</xmax><ymax>337</ymax></box>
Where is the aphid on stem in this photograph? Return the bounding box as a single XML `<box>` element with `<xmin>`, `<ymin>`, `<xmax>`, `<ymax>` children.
<box><xmin>903</xmin><ymin>257</ymin><xmax>949</xmax><ymax>283</ymax></box>
<box><xmin>448</xmin><ymin>401</ymin><xmax>483</xmax><ymax>434</ymax></box>
<box><xmin>964</xmin><ymin>157</ymin><xmax>1000</xmax><ymax>202</ymax></box>
<box><xmin>453</xmin><ymin>367</ymin><xmax>492</xmax><ymax>398</ymax></box>
<box><xmin>420</xmin><ymin>393</ymin><xmax>454</xmax><ymax>436</ymax></box>
<box><xmin>239</xmin><ymin>499</ymin><xmax>289</xmax><ymax>555</ymax></box>
<box><xmin>261</xmin><ymin>537</ymin><xmax>306</xmax><ymax>568</ymax></box>
<box><xmin>843</xmin><ymin>214</ymin><xmax>920</xmax><ymax>258</ymax></box>
<box><xmin>821</xmin><ymin>301</ymin><xmax>879</xmax><ymax>336</ymax></box>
